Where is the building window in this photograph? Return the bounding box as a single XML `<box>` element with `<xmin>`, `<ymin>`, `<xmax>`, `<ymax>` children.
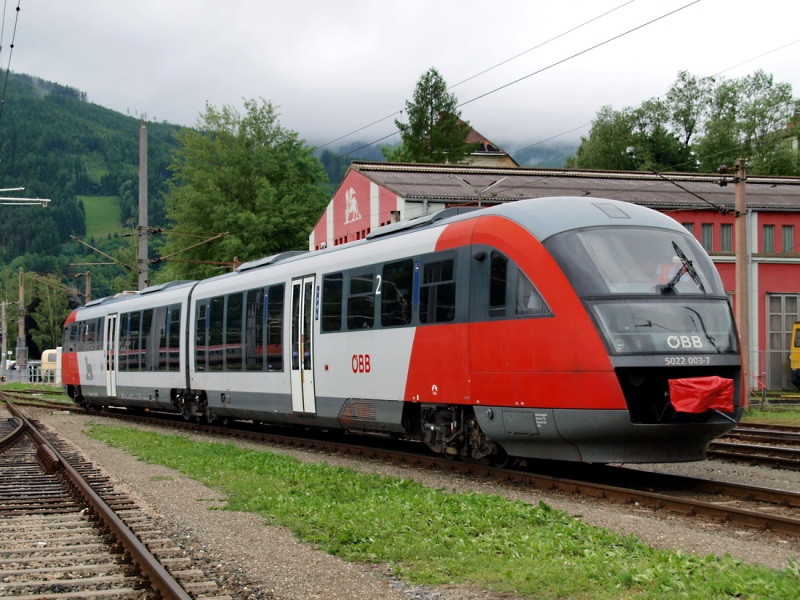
<box><xmin>701</xmin><ymin>224</ymin><xmax>713</xmax><ymax>252</ymax></box>
<box><xmin>783</xmin><ymin>225</ymin><xmax>794</xmax><ymax>254</ymax></box>
<box><xmin>720</xmin><ymin>223</ymin><xmax>732</xmax><ymax>252</ymax></box>
<box><xmin>682</xmin><ymin>223</ymin><xmax>694</xmax><ymax>235</ymax></box>
<box><xmin>763</xmin><ymin>225</ymin><xmax>775</xmax><ymax>253</ymax></box>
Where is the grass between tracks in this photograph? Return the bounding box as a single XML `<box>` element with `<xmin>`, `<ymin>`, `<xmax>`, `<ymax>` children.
<box><xmin>85</xmin><ymin>425</ymin><xmax>800</xmax><ymax>599</ymax></box>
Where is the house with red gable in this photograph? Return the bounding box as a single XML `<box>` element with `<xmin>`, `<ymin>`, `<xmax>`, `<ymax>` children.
<box><xmin>309</xmin><ymin>161</ymin><xmax>800</xmax><ymax>392</ymax></box>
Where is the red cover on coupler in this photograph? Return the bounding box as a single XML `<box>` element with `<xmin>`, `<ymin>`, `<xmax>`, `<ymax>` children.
<box><xmin>668</xmin><ymin>376</ymin><xmax>734</xmax><ymax>414</ymax></box>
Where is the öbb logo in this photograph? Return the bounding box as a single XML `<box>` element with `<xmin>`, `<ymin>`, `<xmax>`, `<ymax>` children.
<box><xmin>352</xmin><ymin>354</ymin><xmax>371</xmax><ymax>373</ymax></box>
<box><xmin>666</xmin><ymin>335</ymin><xmax>703</xmax><ymax>349</ymax></box>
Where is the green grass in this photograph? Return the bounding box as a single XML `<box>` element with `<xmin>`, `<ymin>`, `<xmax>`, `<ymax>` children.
<box><xmin>79</xmin><ymin>195</ymin><xmax>123</xmax><ymax>239</ymax></box>
<box><xmin>742</xmin><ymin>406</ymin><xmax>800</xmax><ymax>426</ymax></box>
<box><xmin>85</xmin><ymin>424</ymin><xmax>800</xmax><ymax>599</ymax></box>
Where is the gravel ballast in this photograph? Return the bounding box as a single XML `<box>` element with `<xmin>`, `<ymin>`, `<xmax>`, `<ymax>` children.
<box><xmin>26</xmin><ymin>409</ymin><xmax>800</xmax><ymax>599</ymax></box>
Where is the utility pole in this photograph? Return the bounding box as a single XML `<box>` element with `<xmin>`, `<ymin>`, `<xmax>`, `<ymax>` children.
<box><xmin>16</xmin><ymin>267</ymin><xmax>26</xmax><ymax>369</ymax></box>
<box><xmin>75</xmin><ymin>271</ymin><xmax>92</xmax><ymax>304</ymax></box>
<box><xmin>734</xmin><ymin>158</ymin><xmax>750</xmax><ymax>407</ymax></box>
<box><xmin>1</xmin><ymin>301</ymin><xmax>6</xmax><ymax>374</ymax></box>
<box><xmin>138</xmin><ymin>121</ymin><xmax>149</xmax><ymax>290</ymax></box>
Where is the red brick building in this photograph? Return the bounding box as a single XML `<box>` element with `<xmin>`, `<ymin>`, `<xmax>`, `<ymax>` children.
<box><xmin>310</xmin><ymin>162</ymin><xmax>800</xmax><ymax>391</ymax></box>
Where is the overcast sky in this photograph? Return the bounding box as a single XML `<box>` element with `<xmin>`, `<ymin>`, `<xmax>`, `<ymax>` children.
<box><xmin>4</xmin><ymin>1</ymin><xmax>799</xmax><ymax>154</ymax></box>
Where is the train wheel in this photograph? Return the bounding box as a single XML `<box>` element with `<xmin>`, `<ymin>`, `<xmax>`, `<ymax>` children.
<box><xmin>490</xmin><ymin>450</ymin><xmax>512</xmax><ymax>468</ymax></box>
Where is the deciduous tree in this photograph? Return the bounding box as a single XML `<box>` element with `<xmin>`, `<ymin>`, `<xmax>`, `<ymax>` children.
<box><xmin>159</xmin><ymin>99</ymin><xmax>329</xmax><ymax>281</ymax></box>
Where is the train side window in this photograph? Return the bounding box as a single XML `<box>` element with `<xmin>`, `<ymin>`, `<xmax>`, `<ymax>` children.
<box><xmin>245</xmin><ymin>288</ymin><xmax>266</xmax><ymax>371</ymax></box>
<box><xmin>119</xmin><ymin>313</ymin><xmax>130</xmax><ymax>371</ymax></box>
<box><xmin>381</xmin><ymin>260</ymin><xmax>413</xmax><ymax>327</ymax></box>
<box><xmin>489</xmin><ymin>252</ymin><xmax>508</xmax><ymax>317</ymax></box>
<box><xmin>515</xmin><ymin>270</ymin><xmax>550</xmax><ymax>316</ymax></box>
<box><xmin>128</xmin><ymin>311</ymin><xmax>141</xmax><ymax>372</ymax></box>
<box><xmin>321</xmin><ymin>273</ymin><xmax>343</xmax><ymax>332</ymax></box>
<box><xmin>208</xmin><ymin>296</ymin><xmax>225</xmax><ymax>371</ymax></box>
<box><xmin>167</xmin><ymin>305</ymin><xmax>181</xmax><ymax>371</ymax></box>
<box><xmin>63</xmin><ymin>324</ymin><xmax>77</xmax><ymax>353</ymax></box>
<box><xmin>420</xmin><ymin>257</ymin><xmax>456</xmax><ymax>324</ymax></box>
<box><xmin>267</xmin><ymin>284</ymin><xmax>284</xmax><ymax>371</ymax></box>
<box><xmin>86</xmin><ymin>319</ymin><xmax>97</xmax><ymax>351</ymax></box>
<box><xmin>195</xmin><ymin>300</ymin><xmax>208</xmax><ymax>371</ymax></box>
<box><xmin>347</xmin><ymin>271</ymin><xmax>375</xmax><ymax>329</ymax></box>
<box><xmin>226</xmin><ymin>293</ymin><xmax>244</xmax><ymax>371</ymax></box>
<box><xmin>142</xmin><ymin>309</ymin><xmax>156</xmax><ymax>371</ymax></box>
<box><xmin>155</xmin><ymin>307</ymin><xmax>168</xmax><ymax>371</ymax></box>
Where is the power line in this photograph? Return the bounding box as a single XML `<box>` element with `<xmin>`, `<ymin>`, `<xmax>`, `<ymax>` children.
<box><xmin>334</xmin><ymin>1</ymin><xmax>702</xmax><ymax>162</ymax></box>
<box><xmin>456</xmin><ymin>1</ymin><xmax>701</xmax><ymax>110</ymax></box>
<box><xmin>507</xmin><ymin>35</ymin><xmax>800</xmax><ymax>160</ymax></box>
<box><xmin>450</xmin><ymin>1</ymin><xmax>640</xmax><ymax>91</ymax></box>
<box><xmin>0</xmin><ymin>0</ymin><xmax>20</xmax><ymax>125</ymax></box>
<box><xmin>318</xmin><ymin>0</ymin><xmax>641</xmax><ymax>155</ymax></box>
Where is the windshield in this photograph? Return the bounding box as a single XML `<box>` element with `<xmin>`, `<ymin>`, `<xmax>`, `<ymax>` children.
<box><xmin>545</xmin><ymin>226</ymin><xmax>725</xmax><ymax>297</ymax></box>
<box><xmin>593</xmin><ymin>300</ymin><xmax>738</xmax><ymax>355</ymax></box>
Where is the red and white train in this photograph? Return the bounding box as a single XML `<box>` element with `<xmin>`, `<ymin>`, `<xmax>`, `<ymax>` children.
<box><xmin>62</xmin><ymin>196</ymin><xmax>742</xmax><ymax>463</ymax></box>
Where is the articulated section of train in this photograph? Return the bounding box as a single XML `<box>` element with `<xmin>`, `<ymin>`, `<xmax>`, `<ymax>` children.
<box><xmin>62</xmin><ymin>197</ymin><xmax>742</xmax><ymax>463</ymax></box>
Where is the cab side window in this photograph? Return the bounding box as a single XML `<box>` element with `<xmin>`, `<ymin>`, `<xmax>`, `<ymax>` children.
<box><xmin>515</xmin><ymin>270</ymin><xmax>548</xmax><ymax>315</ymax></box>
<box><xmin>489</xmin><ymin>252</ymin><xmax>507</xmax><ymax>317</ymax></box>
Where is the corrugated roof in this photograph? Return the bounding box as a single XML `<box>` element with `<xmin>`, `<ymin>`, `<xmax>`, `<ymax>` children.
<box><xmin>350</xmin><ymin>162</ymin><xmax>800</xmax><ymax>212</ymax></box>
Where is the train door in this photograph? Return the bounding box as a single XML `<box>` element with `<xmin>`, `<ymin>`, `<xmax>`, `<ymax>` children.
<box><xmin>104</xmin><ymin>314</ymin><xmax>118</xmax><ymax>397</ymax></box>
<box><xmin>290</xmin><ymin>276</ymin><xmax>317</xmax><ymax>414</ymax></box>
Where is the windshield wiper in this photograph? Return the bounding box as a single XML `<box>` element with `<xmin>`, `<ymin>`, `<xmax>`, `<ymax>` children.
<box><xmin>661</xmin><ymin>241</ymin><xmax>706</xmax><ymax>294</ymax></box>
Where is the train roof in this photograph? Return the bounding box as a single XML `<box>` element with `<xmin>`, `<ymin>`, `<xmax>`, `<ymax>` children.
<box><xmin>71</xmin><ymin>197</ymin><xmax>685</xmax><ymax>309</ymax></box>
<box><xmin>481</xmin><ymin>196</ymin><xmax>685</xmax><ymax>241</ymax></box>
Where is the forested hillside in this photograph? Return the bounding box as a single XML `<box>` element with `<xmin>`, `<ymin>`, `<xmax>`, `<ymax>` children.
<box><xmin>0</xmin><ymin>72</ymin><xmax>185</xmax><ymax>359</ymax></box>
<box><xmin>0</xmin><ymin>72</ymin><xmax>182</xmax><ymax>268</ymax></box>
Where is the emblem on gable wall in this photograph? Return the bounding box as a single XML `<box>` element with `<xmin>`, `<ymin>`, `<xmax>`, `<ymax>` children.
<box><xmin>344</xmin><ymin>187</ymin><xmax>362</xmax><ymax>224</ymax></box>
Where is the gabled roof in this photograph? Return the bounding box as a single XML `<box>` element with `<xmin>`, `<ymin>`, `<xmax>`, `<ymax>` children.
<box><xmin>349</xmin><ymin>161</ymin><xmax>800</xmax><ymax>212</ymax></box>
<box><xmin>463</xmin><ymin>124</ymin><xmax>519</xmax><ymax>166</ymax></box>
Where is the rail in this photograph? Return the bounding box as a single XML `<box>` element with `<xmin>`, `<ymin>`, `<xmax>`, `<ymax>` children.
<box><xmin>4</xmin><ymin>400</ymin><xmax>192</xmax><ymax>600</ymax></box>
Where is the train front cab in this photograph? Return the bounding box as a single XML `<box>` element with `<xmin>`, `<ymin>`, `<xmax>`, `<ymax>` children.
<box><xmin>459</xmin><ymin>201</ymin><xmax>742</xmax><ymax>464</ymax></box>
<box><xmin>541</xmin><ymin>212</ymin><xmax>740</xmax><ymax>462</ymax></box>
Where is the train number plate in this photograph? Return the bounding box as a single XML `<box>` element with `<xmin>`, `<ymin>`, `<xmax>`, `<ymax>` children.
<box><xmin>663</xmin><ymin>356</ymin><xmax>711</xmax><ymax>366</ymax></box>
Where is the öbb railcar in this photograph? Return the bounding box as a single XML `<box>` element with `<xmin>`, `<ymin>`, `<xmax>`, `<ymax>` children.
<box><xmin>62</xmin><ymin>197</ymin><xmax>743</xmax><ymax>463</ymax></box>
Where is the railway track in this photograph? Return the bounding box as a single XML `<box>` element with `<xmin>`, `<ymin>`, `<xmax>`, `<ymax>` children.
<box><xmin>0</xmin><ymin>402</ymin><xmax>230</xmax><ymax>600</ymax></box>
<box><xmin>6</xmin><ymin>390</ymin><xmax>800</xmax><ymax>538</ymax></box>
<box><xmin>708</xmin><ymin>422</ymin><xmax>800</xmax><ymax>470</ymax></box>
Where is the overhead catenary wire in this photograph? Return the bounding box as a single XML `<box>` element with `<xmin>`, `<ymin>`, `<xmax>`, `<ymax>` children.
<box><xmin>0</xmin><ymin>0</ymin><xmax>20</xmax><ymax>126</ymax></box>
<box><xmin>317</xmin><ymin>0</ymin><xmax>642</xmax><ymax>154</ymax></box>
<box><xmin>507</xmin><ymin>35</ymin><xmax>800</xmax><ymax>159</ymax></box>
<box><xmin>332</xmin><ymin>0</ymin><xmax>702</xmax><ymax>162</ymax></box>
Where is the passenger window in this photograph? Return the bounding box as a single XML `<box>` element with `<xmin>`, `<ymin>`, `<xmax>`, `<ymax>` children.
<box><xmin>119</xmin><ymin>314</ymin><xmax>130</xmax><ymax>370</ymax></box>
<box><xmin>195</xmin><ymin>301</ymin><xmax>208</xmax><ymax>371</ymax></box>
<box><xmin>226</xmin><ymin>293</ymin><xmax>243</xmax><ymax>371</ymax></box>
<box><xmin>128</xmin><ymin>311</ymin><xmax>141</xmax><ymax>371</ymax></box>
<box><xmin>348</xmin><ymin>271</ymin><xmax>375</xmax><ymax>329</ymax></box>
<box><xmin>322</xmin><ymin>273</ymin><xmax>343</xmax><ymax>331</ymax></box>
<box><xmin>489</xmin><ymin>252</ymin><xmax>508</xmax><ymax>317</ymax></box>
<box><xmin>167</xmin><ymin>305</ymin><xmax>181</xmax><ymax>371</ymax></box>
<box><xmin>420</xmin><ymin>258</ymin><xmax>456</xmax><ymax>324</ymax></box>
<box><xmin>266</xmin><ymin>284</ymin><xmax>284</xmax><ymax>371</ymax></box>
<box><xmin>515</xmin><ymin>270</ymin><xmax>549</xmax><ymax>316</ymax></box>
<box><xmin>208</xmin><ymin>296</ymin><xmax>224</xmax><ymax>371</ymax></box>
<box><xmin>141</xmin><ymin>309</ymin><xmax>154</xmax><ymax>371</ymax></box>
<box><xmin>381</xmin><ymin>260</ymin><xmax>413</xmax><ymax>327</ymax></box>
<box><xmin>245</xmin><ymin>288</ymin><xmax>266</xmax><ymax>371</ymax></box>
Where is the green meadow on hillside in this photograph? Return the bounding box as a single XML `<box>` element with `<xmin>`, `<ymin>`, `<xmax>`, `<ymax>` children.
<box><xmin>79</xmin><ymin>195</ymin><xmax>123</xmax><ymax>239</ymax></box>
